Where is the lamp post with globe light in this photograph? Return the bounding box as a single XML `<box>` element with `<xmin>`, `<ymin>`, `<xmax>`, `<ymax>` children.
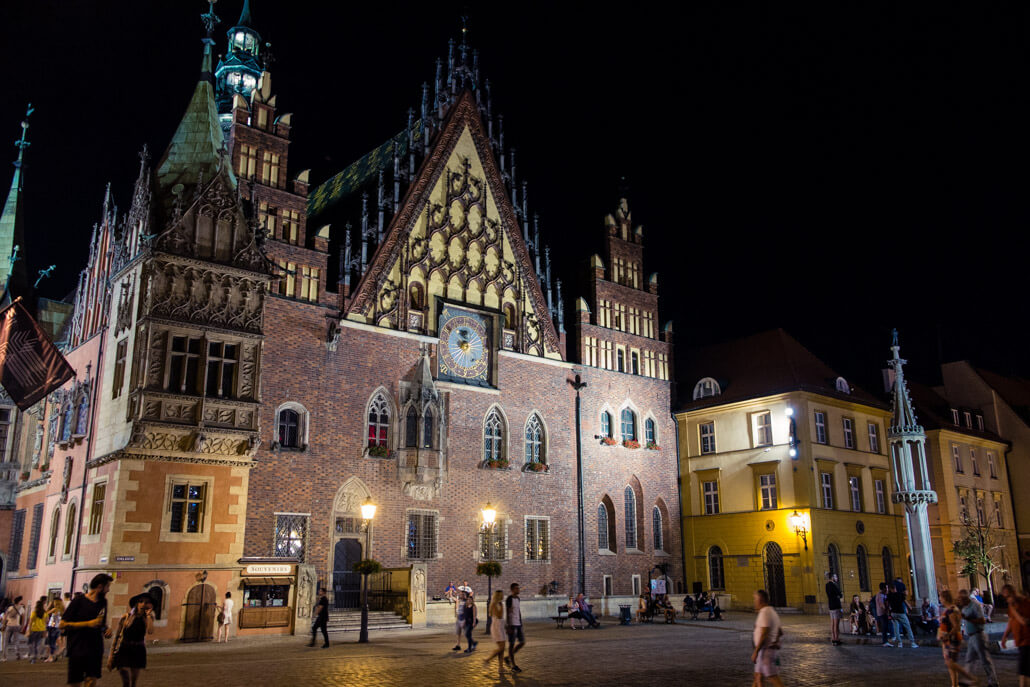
<box><xmin>358</xmin><ymin>497</ymin><xmax>377</xmax><ymax>643</ymax></box>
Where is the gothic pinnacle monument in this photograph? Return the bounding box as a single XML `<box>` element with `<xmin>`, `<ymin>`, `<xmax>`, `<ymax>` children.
<box><xmin>887</xmin><ymin>330</ymin><xmax>939</xmax><ymax>604</ymax></box>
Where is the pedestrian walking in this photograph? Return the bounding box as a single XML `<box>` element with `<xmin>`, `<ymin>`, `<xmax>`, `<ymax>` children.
<box><xmin>751</xmin><ymin>589</ymin><xmax>784</xmax><ymax>687</ymax></box>
<box><xmin>462</xmin><ymin>591</ymin><xmax>478</xmax><ymax>653</ymax></box>
<box><xmin>1</xmin><ymin>595</ymin><xmax>25</xmax><ymax>661</ymax></box>
<box><xmin>215</xmin><ymin>592</ymin><xmax>234</xmax><ymax>643</ymax></box>
<box><xmin>938</xmin><ymin>590</ymin><xmax>977</xmax><ymax>687</ymax></box>
<box><xmin>958</xmin><ymin>589</ymin><xmax>998</xmax><ymax>687</ymax></box>
<box><xmin>452</xmin><ymin>590</ymin><xmax>466</xmax><ymax>651</ymax></box>
<box><xmin>484</xmin><ymin>590</ymin><xmax>507</xmax><ymax>673</ymax></box>
<box><xmin>26</xmin><ymin>597</ymin><xmax>47</xmax><ymax>663</ymax></box>
<box><xmin>887</xmin><ymin>581</ymin><xmax>917</xmax><ymax>647</ymax></box>
<box><xmin>825</xmin><ymin>572</ymin><xmax>843</xmax><ymax>645</ymax></box>
<box><xmin>504</xmin><ymin>582</ymin><xmax>525</xmax><ymax>673</ymax></box>
<box><xmin>308</xmin><ymin>588</ymin><xmax>329</xmax><ymax>648</ymax></box>
<box><xmin>45</xmin><ymin>596</ymin><xmax>65</xmax><ymax>662</ymax></box>
<box><xmin>873</xmin><ymin>583</ymin><xmax>892</xmax><ymax>646</ymax></box>
<box><xmin>60</xmin><ymin>572</ymin><xmax>114</xmax><ymax>687</ymax></box>
<box><xmin>1000</xmin><ymin>584</ymin><xmax>1030</xmax><ymax>687</ymax></box>
<box><xmin>108</xmin><ymin>594</ymin><xmax>155</xmax><ymax>687</ymax></box>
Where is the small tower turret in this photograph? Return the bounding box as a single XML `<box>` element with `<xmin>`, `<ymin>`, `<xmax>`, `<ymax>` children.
<box><xmin>215</xmin><ymin>0</ymin><xmax>263</xmax><ymax>115</ymax></box>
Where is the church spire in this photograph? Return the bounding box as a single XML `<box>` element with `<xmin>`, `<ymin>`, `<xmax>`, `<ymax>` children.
<box><xmin>237</xmin><ymin>0</ymin><xmax>254</xmax><ymax>27</ymax></box>
<box><xmin>0</xmin><ymin>104</ymin><xmax>33</xmax><ymax>294</ymax></box>
<box><xmin>156</xmin><ymin>8</ymin><xmax>232</xmax><ymax>197</ymax></box>
<box><xmin>887</xmin><ymin>328</ymin><xmax>920</xmax><ymax>433</ymax></box>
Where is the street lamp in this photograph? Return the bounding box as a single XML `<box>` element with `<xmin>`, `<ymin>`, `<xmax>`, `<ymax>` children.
<box><xmin>358</xmin><ymin>497</ymin><xmax>377</xmax><ymax>644</ymax></box>
<box><xmin>481</xmin><ymin>502</ymin><xmax>497</xmax><ymax>635</ymax></box>
<box><xmin>789</xmin><ymin>510</ymin><xmax>808</xmax><ymax>551</ymax></box>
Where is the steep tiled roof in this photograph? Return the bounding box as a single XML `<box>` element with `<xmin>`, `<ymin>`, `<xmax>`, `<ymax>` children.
<box><xmin>974</xmin><ymin>367</ymin><xmax>1030</xmax><ymax>427</ymax></box>
<box><xmin>678</xmin><ymin>328</ymin><xmax>885</xmax><ymax>411</ymax></box>
<box><xmin>905</xmin><ymin>379</ymin><xmax>1006</xmax><ymax>443</ymax></box>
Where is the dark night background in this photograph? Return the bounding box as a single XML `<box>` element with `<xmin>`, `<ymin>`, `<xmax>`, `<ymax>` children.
<box><xmin>1</xmin><ymin>1</ymin><xmax>1026</xmax><ymax>396</ymax></box>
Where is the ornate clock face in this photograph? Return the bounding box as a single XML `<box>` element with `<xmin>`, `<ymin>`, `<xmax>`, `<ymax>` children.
<box><xmin>438</xmin><ymin>308</ymin><xmax>491</xmax><ymax>384</ymax></box>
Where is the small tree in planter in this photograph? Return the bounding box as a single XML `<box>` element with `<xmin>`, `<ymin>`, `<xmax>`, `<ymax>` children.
<box><xmin>353</xmin><ymin>559</ymin><xmax>383</xmax><ymax>576</ymax></box>
<box><xmin>477</xmin><ymin>560</ymin><xmax>503</xmax><ymax>633</ymax></box>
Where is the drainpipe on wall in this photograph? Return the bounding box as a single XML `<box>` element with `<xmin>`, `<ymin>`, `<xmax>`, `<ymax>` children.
<box><xmin>673</xmin><ymin>413</ymin><xmax>688</xmax><ymax>594</ymax></box>
<box><xmin>70</xmin><ymin>324</ymin><xmax>107</xmax><ymax>594</ymax></box>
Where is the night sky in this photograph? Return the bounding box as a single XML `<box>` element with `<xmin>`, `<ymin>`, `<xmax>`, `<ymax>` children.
<box><xmin>1</xmin><ymin>2</ymin><xmax>1026</xmax><ymax>394</ymax></box>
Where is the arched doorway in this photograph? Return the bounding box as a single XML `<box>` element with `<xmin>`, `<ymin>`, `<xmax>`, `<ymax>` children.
<box><xmin>333</xmin><ymin>538</ymin><xmax>363</xmax><ymax>609</ymax></box>
<box><xmin>181</xmin><ymin>583</ymin><xmax>216</xmax><ymax>641</ymax></box>
<box><xmin>763</xmin><ymin>542</ymin><xmax>787</xmax><ymax>607</ymax></box>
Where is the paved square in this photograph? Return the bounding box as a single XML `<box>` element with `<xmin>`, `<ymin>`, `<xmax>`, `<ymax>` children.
<box><xmin>0</xmin><ymin>613</ymin><xmax>1019</xmax><ymax>686</ymax></box>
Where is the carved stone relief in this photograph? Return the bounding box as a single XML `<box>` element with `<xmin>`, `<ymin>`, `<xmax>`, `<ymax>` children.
<box><xmin>145</xmin><ymin>260</ymin><xmax>266</xmax><ymax>334</ymax></box>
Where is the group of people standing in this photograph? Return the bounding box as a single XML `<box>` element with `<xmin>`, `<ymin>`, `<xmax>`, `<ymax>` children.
<box><xmin>1</xmin><ymin>592</ymin><xmax>69</xmax><ymax>663</ymax></box>
<box><xmin>446</xmin><ymin>580</ymin><xmax>527</xmax><ymax>674</ymax></box>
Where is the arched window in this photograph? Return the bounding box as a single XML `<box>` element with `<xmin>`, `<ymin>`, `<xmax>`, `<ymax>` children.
<box><xmin>405</xmin><ymin>407</ymin><xmax>418</xmax><ymax>448</ymax></box>
<box><xmin>624</xmin><ymin>486</ymin><xmax>637</xmax><ymax>549</ymax></box>
<box><xmin>620</xmin><ymin>409</ymin><xmax>637</xmax><ymax>442</ymax></box>
<box><xmin>524</xmin><ymin>414</ymin><xmax>544</xmax><ymax>464</ymax></box>
<box><xmin>483</xmin><ymin>408</ymin><xmax>505</xmax><ymax>461</ymax></box>
<box><xmin>147</xmin><ymin>586</ymin><xmax>164</xmax><ymax>620</ymax></box>
<box><xmin>48</xmin><ymin>507</ymin><xmax>60</xmax><ymax>558</ymax></box>
<box><xmin>856</xmin><ymin>545</ymin><xmax>870</xmax><ymax>592</ymax></box>
<box><xmin>693</xmin><ymin>377</ymin><xmax>721</xmax><ymax>400</ymax></box>
<box><xmin>652</xmin><ymin>506</ymin><xmax>663</xmax><ymax>551</ymax></box>
<box><xmin>827</xmin><ymin>543</ymin><xmax>841</xmax><ymax>580</ymax></box>
<box><xmin>503</xmin><ymin>303</ymin><xmax>516</xmax><ymax>329</ymax></box>
<box><xmin>422</xmin><ymin>408</ymin><xmax>434</xmax><ymax>449</ymax></box>
<box><xmin>278</xmin><ymin>409</ymin><xmax>300</xmax><ymax>448</ymax></box>
<box><xmin>708</xmin><ymin>546</ymin><xmax>725</xmax><ymax>589</ymax></box>
<box><xmin>597</xmin><ymin>504</ymin><xmax>609</xmax><ymax>551</ymax></box>
<box><xmin>63</xmin><ymin>502</ymin><xmax>77</xmax><ymax>557</ymax></box>
<box><xmin>881</xmin><ymin>547</ymin><xmax>894</xmax><ymax>583</ymax></box>
<box><xmin>600</xmin><ymin>411</ymin><xmax>612</xmax><ymax>438</ymax></box>
<box><xmin>367</xmin><ymin>393</ymin><xmax>390</xmax><ymax>447</ymax></box>
<box><xmin>617</xmin><ymin>349</ymin><xmax>625</xmax><ymax>373</ymax></box>
<box><xmin>409</xmin><ymin>282</ymin><xmax>425</xmax><ymax>310</ymax></box>
<box><xmin>644</xmin><ymin>418</ymin><xmax>656</xmax><ymax>445</ymax></box>
<box><xmin>835</xmin><ymin>376</ymin><xmax>851</xmax><ymax>394</ymax></box>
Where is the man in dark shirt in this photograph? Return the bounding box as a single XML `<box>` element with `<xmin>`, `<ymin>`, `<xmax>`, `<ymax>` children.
<box><xmin>60</xmin><ymin>573</ymin><xmax>113</xmax><ymax>687</ymax></box>
<box><xmin>825</xmin><ymin>573</ymin><xmax>843</xmax><ymax>645</ymax></box>
<box><xmin>887</xmin><ymin>582</ymin><xmax>917</xmax><ymax>647</ymax></box>
<box><xmin>309</xmin><ymin>588</ymin><xmax>329</xmax><ymax>648</ymax></box>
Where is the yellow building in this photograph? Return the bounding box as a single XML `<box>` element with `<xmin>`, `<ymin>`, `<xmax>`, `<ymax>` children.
<box><xmin>906</xmin><ymin>381</ymin><xmax>1019</xmax><ymax>600</ymax></box>
<box><xmin>675</xmin><ymin>330</ymin><xmax>910</xmax><ymax>612</ymax></box>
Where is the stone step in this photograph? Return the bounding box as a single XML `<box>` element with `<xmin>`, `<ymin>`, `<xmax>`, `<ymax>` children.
<box><xmin>325</xmin><ymin>610</ymin><xmax>410</xmax><ymax>632</ymax></box>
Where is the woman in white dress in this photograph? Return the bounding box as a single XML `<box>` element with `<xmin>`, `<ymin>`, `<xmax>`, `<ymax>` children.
<box><xmin>484</xmin><ymin>590</ymin><xmax>507</xmax><ymax>672</ymax></box>
<box><xmin>216</xmin><ymin>592</ymin><xmax>234</xmax><ymax>643</ymax></box>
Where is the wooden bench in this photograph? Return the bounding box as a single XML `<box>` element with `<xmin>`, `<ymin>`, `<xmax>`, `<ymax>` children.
<box><xmin>553</xmin><ymin>604</ymin><xmax>571</xmax><ymax>628</ymax></box>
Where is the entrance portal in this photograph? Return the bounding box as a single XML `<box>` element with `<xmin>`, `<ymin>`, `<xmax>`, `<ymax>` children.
<box><xmin>182</xmin><ymin>583</ymin><xmax>216</xmax><ymax>641</ymax></box>
<box><xmin>333</xmin><ymin>538</ymin><xmax>363</xmax><ymax>609</ymax></box>
<box><xmin>763</xmin><ymin>542</ymin><xmax>787</xmax><ymax>607</ymax></box>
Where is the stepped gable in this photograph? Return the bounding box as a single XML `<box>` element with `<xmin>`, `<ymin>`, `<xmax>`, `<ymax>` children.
<box><xmin>345</xmin><ymin>88</ymin><xmax>562</xmax><ymax>356</ymax></box>
<box><xmin>679</xmin><ymin>328</ymin><xmax>884</xmax><ymax>410</ymax></box>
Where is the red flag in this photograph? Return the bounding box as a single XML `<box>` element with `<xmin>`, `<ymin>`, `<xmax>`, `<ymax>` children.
<box><xmin>0</xmin><ymin>300</ymin><xmax>75</xmax><ymax>410</ymax></box>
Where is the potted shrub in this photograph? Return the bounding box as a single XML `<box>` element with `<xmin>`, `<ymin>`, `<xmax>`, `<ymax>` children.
<box><xmin>352</xmin><ymin>558</ymin><xmax>383</xmax><ymax>576</ymax></box>
<box><xmin>600</xmin><ymin>436</ymin><xmax>617</xmax><ymax>446</ymax></box>
<box><xmin>367</xmin><ymin>444</ymin><xmax>390</xmax><ymax>458</ymax></box>
<box><xmin>622</xmin><ymin>439</ymin><xmax>640</xmax><ymax>449</ymax></box>
<box><xmin>486</xmin><ymin>458</ymin><xmax>510</xmax><ymax>470</ymax></box>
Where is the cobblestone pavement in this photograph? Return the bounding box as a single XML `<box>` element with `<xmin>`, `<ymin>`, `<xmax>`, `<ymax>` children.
<box><xmin>0</xmin><ymin>613</ymin><xmax>1019</xmax><ymax>686</ymax></box>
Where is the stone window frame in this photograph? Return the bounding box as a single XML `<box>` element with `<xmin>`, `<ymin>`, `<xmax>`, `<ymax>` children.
<box><xmin>642</xmin><ymin>414</ymin><xmax>658</xmax><ymax>446</ymax></box>
<box><xmin>84</xmin><ymin>478</ymin><xmax>108</xmax><ymax>541</ymax></box>
<box><xmin>365</xmin><ymin>388</ymin><xmax>394</xmax><ymax>450</ymax></box>
<box><xmin>699</xmin><ymin>420</ymin><xmax>716</xmax><ymax>454</ymax></box>
<box><xmin>523</xmin><ymin>412</ymin><xmax>546</xmax><ymax>465</ymax></box>
<box><xmin>867</xmin><ymin>422</ymin><xmax>880</xmax><ymax>453</ymax></box>
<box><xmin>845</xmin><ymin>464</ymin><xmax>865</xmax><ymax>513</ymax></box>
<box><xmin>159</xmin><ymin>473</ymin><xmax>215</xmax><ymax>544</ymax></box>
<box><xmin>405</xmin><ymin>508</ymin><xmax>440</xmax><ymax>561</ymax></box>
<box><xmin>482</xmin><ymin>405</ymin><xmax>508</xmax><ymax>462</ymax></box>
<box><xmin>695</xmin><ymin>467</ymin><xmax>721</xmax><ymax>516</ymax></box>
<box><xmin>478</xmin><ymin>513</ymin><xmax>510</xmax><ymax>561</ymax></box>
<box><xmin>524</xmin><ymin>515</ymin><xmax>551</xmax><ymax>562</ymax></box>
<box><xmin>749</xmin><ymin>460</ymin><xmax>780</xmax><ymax>511</ymax></box>
<box><xmin>814</xmin><ymin>410</ymin><xmax>828</xmax><ymax>444</ymax></box>
<box><xmin>275</xmin><ymin>401</ymin><xmax>310</xmax><ymax>451</ymax></box>
<box><xmin>62</xmin><ymin>498</ymin><xmax>78</xmax><ymax>561</ymax></box>
<box><xmin>842</xmin><ymin>417</ymin><xmax>855</xmax><ymax>449</ymax></box>
<box><xmin>708</xmin><ymin>546</ymin><xmax>725</xmax><ymax>590</ymax></box>
<box><xmin>47</xmin><ymin>504</ymin><xmax>61</xmax><ymax>563</ymax></box>
<box><xmin>751</xmin><ymin>410</ymin><xmax>773</xmax><ymax>447</ymax></box>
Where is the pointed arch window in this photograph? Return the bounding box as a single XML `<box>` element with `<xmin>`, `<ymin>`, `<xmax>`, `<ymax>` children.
<box><xmin>597</xmin><ymin>504</ymin><xmax>609</xmax><ymax>552</ymax></box>
<box><xmin>367</xmin><ymin>394</ymin><xmax>390</xmax><ymax>448</ymax></box>
<box><xmin>600</xmin><ymin>411</ymin><xmax>612</xmax><ymax>438</ymax></box>
<box><xmin>405</xmin><ymin>407</ymin><xmax>418</xmax><ymax>448</ymax></box>
<box><xmin>620</xmin><ymin>409</ymin><xmax>637</xmax><ymax>442</ymax></box>
<box><xmin>484</xmin><ymin>409</ymin><xmax>505</xmax><ymax>461</ymax></box>
<box><xmin>47</xmin><ymin>506</ymin><xmax>61</xmax><ymax>559</ymax></box>
<box><xmin>652</xmin><ymin>506</ymin><xmax>663</xmax><ymax>551</ymax></box>
<box><xmin>624</xmin><ymin>486</ymin><xmax>638</xmax><ymax>550</ymax></box>
<box><xmin>644</xmin><ymin>418</ymin><xmax>656</xmax><ymax>445</ymax></box>
<box><xmin>708</xmin><ymin>546</ymin><xmax>725</xmax><ymax>589</ymax></box>
<box><xmin>422</xmin><ymin>408</ymin><xmax>434</xmax><ymax>449</ymax></box>
<box><xmin>524</xmin><ymin>414</ymin><xmax>544</xmax><ymax>464</ymax></box>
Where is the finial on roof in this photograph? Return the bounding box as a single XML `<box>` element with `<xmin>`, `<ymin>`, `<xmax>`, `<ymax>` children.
<box><xmin>201</xmin><ymin>0</ymin><xmax>221</xmax><ymax>40</ymax></box>
<box><xmin>237</xmin><ymin>0</ymin><xmax>254</xmax><ymax>27</ymax></box>
<box><xmin>14</xmin><ymin>103</ymin><xmax>33</xmax><ymax>166</ymax></box>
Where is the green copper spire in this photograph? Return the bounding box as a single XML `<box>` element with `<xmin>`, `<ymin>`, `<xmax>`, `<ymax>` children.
<box><xmin>237</xmin><ymin>0</ymin><xmax>254</xmax><ymax>27</ymax></box>
<box><xmin>0</xmin><ymin>104</ymin><xmax>33</xmax><ymax>295</ymax></box>
<box><xmin>156</xmin><ymin>18</ymin><xmax>235</xmax><ymax>197</ymax></box>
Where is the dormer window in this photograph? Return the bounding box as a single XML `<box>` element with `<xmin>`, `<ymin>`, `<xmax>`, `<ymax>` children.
<box><xmin>951</xmin><ymin>408</ymin><xmax>960</xmax><ymax>425</ymax></box>
<box><xmin>692</xmin><ymin>377</ymin><xmax>721</xmax><ymax>400</ymax></box>
<box><xmin>835</xmin><ymin>377</ymin><xmax>851</xmax><ymax>394</ymax></box>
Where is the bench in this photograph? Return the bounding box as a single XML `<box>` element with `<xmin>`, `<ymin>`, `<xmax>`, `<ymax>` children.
<box><xmin>553</xmin><ymin>604</ymin><xmax>571</xmax><ymax>628</ymax></box>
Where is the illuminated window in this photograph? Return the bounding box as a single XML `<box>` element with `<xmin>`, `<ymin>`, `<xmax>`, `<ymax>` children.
<box><xmin>273</xmin><ymin>514</ymin><xmax>307</xmax><ymax>560</ymax></box>
<box><xmin>367</xmin><ymin>393</ymin><xmax>390</xmax><ymax>448</ymax></box>
<box><xmin>703</xmin><ymin>481</ymin><xmax>719</xmax><ymax>515</ymax></box>
<box><xmin>821</xmin><ymin>472</ymin><xmax>834</xmax><ymax>509</ymax></box>
<box><xmin>299</xmin><ymin>266</ymin><xmax>320</xmax><ymax>302</ymax></box>
<box><xmin>755</xmin><ymin>412</ymin><xmax>772</xmax><ymax>446</ymax></box>
<box><xmin>759</xmin><ymin>473</ymin><xmax>777</xmax><ymax>510</ymax></box>
<box><xmin>525</xmin><ymin>517</ymin><xmax>550</xmax><ymax>561</ymax></box>
<box><xmin>849</xmin><ymin>476</ymin><xmax>862</xmax><ymax>512</ymax></box>
<box><xmin>261</xmin><ymin>151</ymin><xmax>281</xmax><ymax>187</ymax></box>
<box><xmin>169</xmin><ymin>483</ymin><xmax>205</xmax><ymax>533</ymax></box>
<box><xmin>484</xmin><ymin>408</ymin><xmax>505</xmax><ymax>461</ymax></box>
<box><xmin>693</xmin><ymin>377</ymin><xmax>721</xmax><ymax>400</ymax></box>
<box><xmin>699</xmin><ymin>422</ymin><xmax>716</xmax><ymax>454</ymax></box>
<box><xmin>524</xmin><ymin>414</ymin><xmax>545</xmax><ymax>464</ymax></box>
<box><xmin>282</xmin><ymin>209</ymin><xmax>300</xmax><ymax>244</ymax></box>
